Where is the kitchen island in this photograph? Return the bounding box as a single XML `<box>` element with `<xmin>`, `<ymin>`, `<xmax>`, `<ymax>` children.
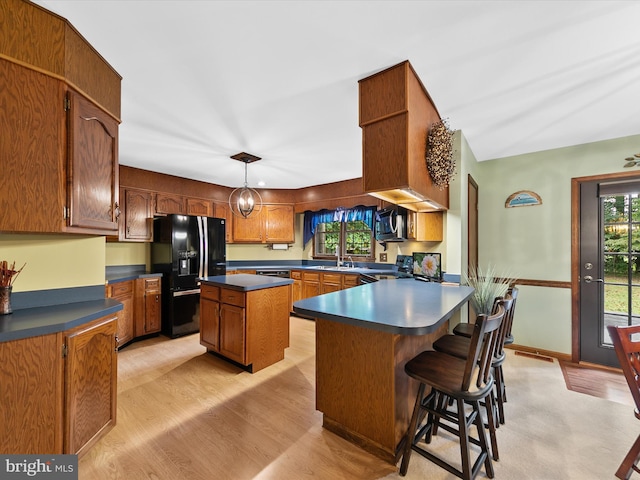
<box><xmin>293</xmin><ymin>279</ymin><xmax>474</xmax><ymax>463</ymax></box>
<box><xmin>199</xmin><ymin>274</ymin><xmax>294</xmax><ymax>372</ymax></box>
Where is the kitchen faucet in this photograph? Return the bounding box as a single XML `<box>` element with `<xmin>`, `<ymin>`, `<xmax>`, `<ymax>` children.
<box><xmin>348</xmin><ymin>256</ymin><xmax>354</xmax><ymax>268</ymax></box>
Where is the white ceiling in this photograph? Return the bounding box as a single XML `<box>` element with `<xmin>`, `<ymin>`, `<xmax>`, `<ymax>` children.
<box><xmin>33</xmin><ymin>0</ymin><xmax>640</xmax><ymax>190</ymax></box>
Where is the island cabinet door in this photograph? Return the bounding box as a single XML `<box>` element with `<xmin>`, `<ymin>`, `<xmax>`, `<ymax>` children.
<box><xmin>219</xmin><ymin>303</ymin><xmax>246</xmax><ymax>365</ymax></box>
<box><xmin>200</xmin><ymin>298</ymin><xmax>221</xmax><ymax>351</ymax></box>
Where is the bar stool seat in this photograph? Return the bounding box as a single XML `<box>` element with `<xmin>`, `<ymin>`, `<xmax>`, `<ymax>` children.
<box><xmin>399</xmin><ymin>304</ymin><xmax>505</xmax><ymax>480</ymax></box>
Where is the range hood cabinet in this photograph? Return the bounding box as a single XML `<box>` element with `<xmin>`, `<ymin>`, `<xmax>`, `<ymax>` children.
<box><xmin>359</xmin><ymin>60</ymin><xmax>449</xmax><ymax>212</ymax></box>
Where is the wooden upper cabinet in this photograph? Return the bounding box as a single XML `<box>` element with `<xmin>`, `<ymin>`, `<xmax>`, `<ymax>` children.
<box><xmin>0</xmin><ymin>2</ymin><xmax>121</xmax><ymax>235</ymax></box>
<box><xmin>233</xmin><ymin>204</ymin><xmax>295</xmax><ymax>244</ymax></box>
<box><xmin>213</xmin><ymin>202</ymin><xmax>233</xmax><ymax>243</ymax></box>
<box><xmin>67</xmin><ymin>90</ymin><xmax>119</xmax><ymax>233</ymax></box>
<box><xmin>264</xmin><ymin>204</ymin><xmax>294</xmax><ymax>243</ymax></box>
<box><xmin>186</xmin><ymin>197</ymin><xmax>212</xmax><ymax>217</ymax></box>
<box><xmin>233</xmin><ymin>210</ymin><xmax>264</xmax><ymax>243</ymax></box>
<box><xmin>0</xmin><ymin>60</ymin><xmax>119</xmax><ymax>235</ymax></box>
<box><xmin>406</xmin><ymin>211</ymin><xmax>444</xmax><ymax>242</ymax></box>
<box><xmin>0</xmin><ymin>59</ymin><xmax>66</xmax><ymax>233</ymax></box>
<box><xmin>120</xmin><ymin>188</ymin><xmax>153</xmax><ymax>241</ymax></box>
<box><xmin>155</xmin><ymin>192</ymin><xmax>185</xmax><ymax>215</ymax></box>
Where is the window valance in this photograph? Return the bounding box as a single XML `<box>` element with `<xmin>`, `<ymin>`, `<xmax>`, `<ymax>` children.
<box><xmin>303</xmin><ymin>205</ymin><xmax>376</xmax><ymax>246</ymax></box>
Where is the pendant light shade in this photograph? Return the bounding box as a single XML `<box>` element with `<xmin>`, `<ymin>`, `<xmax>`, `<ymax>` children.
<box><xmin>229</xmin><ymin>153</ymin><xmax>263</xmax><ymax>219</ymax></box>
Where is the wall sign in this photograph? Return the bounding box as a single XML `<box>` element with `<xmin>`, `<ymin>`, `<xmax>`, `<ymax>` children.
<box><xmin>505</xmin><ymin>190</ymin><xmax>542</xmax><ymax>208</ymax></box>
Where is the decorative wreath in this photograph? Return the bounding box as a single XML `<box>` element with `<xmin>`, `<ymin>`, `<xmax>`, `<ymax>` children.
<box><xmin>426</xmin><ymin>118</ymin><xmax>455</xmax><ymax>189</ymax></box>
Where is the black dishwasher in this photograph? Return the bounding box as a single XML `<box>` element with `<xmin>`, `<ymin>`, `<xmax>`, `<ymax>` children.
<box><xmin>255</xmin><ymin>270</ymin><xmax>290</xmax><ymax>278</ymax></box>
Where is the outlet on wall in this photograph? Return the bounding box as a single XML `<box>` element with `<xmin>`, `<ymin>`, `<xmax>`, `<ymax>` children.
<box><xmin>380</xmin><ymin>253</ymin><xmax>387</xmax><ymax>262</ymax></box>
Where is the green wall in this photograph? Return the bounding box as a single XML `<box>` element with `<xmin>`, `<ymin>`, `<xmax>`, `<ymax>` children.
<box><xmin>0</xmin><ymin>234</ymin><xmax>105</xmax><ymax>292</ymax></box>
<box><xmin>475</xmin><ymin>133</ymin><xmax>640</xmax><ymax>354</ymax></box>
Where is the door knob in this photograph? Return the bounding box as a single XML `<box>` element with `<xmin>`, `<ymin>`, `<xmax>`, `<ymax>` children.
<box><xmin>583</xmin><ymin>275</ymin><xmax>604</xmax><ymax>283</ymax></box>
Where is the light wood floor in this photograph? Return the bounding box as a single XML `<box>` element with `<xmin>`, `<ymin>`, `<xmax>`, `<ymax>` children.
<box><xmin>79</xmin><ymin>316</ymin><xmax>398</xmax><ymax>480</ymax></box>
<box><xmin>80</xmin><ymin>316</ymin><xmax>633</xmax><ymax>479</ymax></box>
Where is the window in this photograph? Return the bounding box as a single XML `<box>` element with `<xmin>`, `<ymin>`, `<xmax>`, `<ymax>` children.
<box><xmin>314</xmin><ymin>220</ymin><xmax>373</xmax><ymax>260</ymax></box>
<box><xmin>303</xmin><ymin>206</ymin><xmax>376</xmax><ymax>261</ymax></box>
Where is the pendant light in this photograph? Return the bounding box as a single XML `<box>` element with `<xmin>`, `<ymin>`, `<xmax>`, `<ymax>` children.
<box><xmin>229</xmin><ymin>152</ymin><xmax>263</xmax><ymax>219</ymax></box>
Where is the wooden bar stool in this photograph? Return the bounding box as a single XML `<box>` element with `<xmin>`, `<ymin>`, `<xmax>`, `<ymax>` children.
<box><xmin>607</xmin><ymin>324</ymin><xmax>640</xmax><ymax>479</ymax></box>
<box><xmin>452</xmin><ymin>287</ymin><xmax>518</xmax><ymax>422</ymax></box>
<box><xmin>399</xmin><ymin>304</ymin><xmax>505</xmax><ymax>480</ymax></box>
<box><xmin>431</xmin><ymin>296</ymin><xmax>514</xmax><ymax>461</ymax></box>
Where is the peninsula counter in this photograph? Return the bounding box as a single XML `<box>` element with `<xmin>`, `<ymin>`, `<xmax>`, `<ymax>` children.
<box><xmin>293</xmin><ymin>279</ymin><xmax>474</xmax><ymax>463</ymax></box>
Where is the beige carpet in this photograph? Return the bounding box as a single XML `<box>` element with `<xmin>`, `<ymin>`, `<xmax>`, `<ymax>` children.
<box><xmin>382</xmin><ymin>350</ymin><xmax>638</xmax><ymax>480</ymax></box>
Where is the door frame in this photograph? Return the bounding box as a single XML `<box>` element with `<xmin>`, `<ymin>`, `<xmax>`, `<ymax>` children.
<box><xmin>571</xmin><ymin>170</ymin><xmax>640</xmax><ymax>363</ymax></box>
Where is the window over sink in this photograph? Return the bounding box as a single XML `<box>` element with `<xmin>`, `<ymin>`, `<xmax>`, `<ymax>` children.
<box><xmin>303</xmin><ymin>206</ymin><xmax>376</xmax><ymax>262</ymax></box>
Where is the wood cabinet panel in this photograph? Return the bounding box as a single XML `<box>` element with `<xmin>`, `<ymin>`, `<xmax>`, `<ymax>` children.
<box><xmin>359</xmin><ymin>62</ymin><xmax>407</xmax><ymax>126</ymax></box>
<box><xmin>121</xmin><ymin>188</ymin><xmax>152</xmax><ymax>241</ymax></box>
<box><xmin>0</xmin><ymin>59</ymin><xmax>66</xmax><ymax>233</ymax></box>
<box><xmin>106</xmin><ymin>281</ymin><xmax>134</xmax><ymax>348</ymax></box>
<box><xmin>342</xmin><ymin>274</ymin><xmax>361</xmax><ymax>289</ymax></box>
<box><xmin>64</xmin><ymin>315</ymin><xmax>117</xmax><ymax>456</ymax></box>
<box><xmin>219</xmin><ymin>303</ymin><xmax>246</xmax><ymax>364</ymax></box>
<box><xmin>321</xmin><ymin>273</ymin><xmax>342</xmax><ymax>294</ymax></box>
<box><xmin>200</xmin><ymin>297</ymin><xmax>220</xmax><ymax>351</ymax></box>
<box><xmin>67</xmin><ymin>89</ymin><xmax>119</xmax><ymax>233</ymax></box>
<box><xmin>213</xmin><ymin>202</ymin><xmax>233</xmax><ymax>243</ymax></box>
<box><xmin>0</xmin><ymin>332</ymin><xmax>63</xmax><ymax>454</ymax></box>
<box><xmin>264</xmin><ymin>204</ymin><xmax>294</xmax><ymax>243</ymax></box>
<box><xmin>220</xmin><ymin>289</ymin><xmax>246</xmax><ymax>308</ymax></box>
<box><xmin>155</xmin><ymin>192</ymin><xmax>185</xmax><ymax>215</ymax></box>
<box><xmin>0</xmin><ymin>0</ymin><xmax>121</xmax><ymax>119</ymax></box>
<box><xmin>407</xmin><ymin>211</ymin><xmax>443</xmax><ymax>242</ymax></box>
<box><xmin>134</xmin><ymin>277</ymin><xmax>161</xmax><ymax>337</ymax></box>
<box><xmin>186</xmin><ymin>197</ymin><xmax>212</xmax><ymax>217</ymax></box>
<box><xmin>232</xmin><ymin>211</ymin><xmax>263</xmax><ymax>242</ymax></box>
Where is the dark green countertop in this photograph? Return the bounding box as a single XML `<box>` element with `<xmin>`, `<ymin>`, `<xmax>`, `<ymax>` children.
<box><xmin>0</xmin><ymin>299</ymin><xmax>123</xmax><ymax>343</ymax></box>
<box><xmin>201</xmin><ymin>274</ymin><xmax>293</xmax><ymax>292</ymax></box>
<box><xmin>293</xmin><ymin>278</ymin><xmax>473</xmax><ymax>335</ymax></box>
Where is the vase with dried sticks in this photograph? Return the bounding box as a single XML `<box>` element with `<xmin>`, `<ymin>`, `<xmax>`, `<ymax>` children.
<box><xmin>0</xmin><ymin>261</ymin><xmax>26</xmax><ymax>315</ymax></box>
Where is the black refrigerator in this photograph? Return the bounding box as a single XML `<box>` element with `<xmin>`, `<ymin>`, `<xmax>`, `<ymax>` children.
<box><xmin>151</xmin><ymin>214</ymin><xmax>226</xmax><ymax>338</ymax></box>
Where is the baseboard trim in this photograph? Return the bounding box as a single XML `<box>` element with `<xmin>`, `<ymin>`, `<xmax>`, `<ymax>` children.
<box><xmin>506</xmin><ymin>344</ymin><xmax>571</xmax><ymax>362</ymax></box>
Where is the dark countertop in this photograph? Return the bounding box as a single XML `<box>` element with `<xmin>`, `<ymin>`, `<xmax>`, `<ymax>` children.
<box><xmin>228</xmin><ymin>264</ymin><xmax>395</xmax><ymax>276</ymax></box>
<box><xmin>201</xmin><ymin>274</ymin><xmax>294</xmax><ymax>292</ymax></box>
<box><xmin>105</xmin><ymin>271</ymin><xmax>162</xmax><ymax>284</ymax></box>
<box><xmin>0</xmin><ymin>299</ymin><xmax>123</xmax><ymax>343</ymax></box>
<box><xmin>293</xmin><ymin>278</ymin><xmax>474</xmax><ymax>335</ymax></box>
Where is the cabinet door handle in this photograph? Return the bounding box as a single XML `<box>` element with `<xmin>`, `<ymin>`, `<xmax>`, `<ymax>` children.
<box><xmin>81</xmin><ymin>115</ymin><xmax>112</xmax><ymax>135</ymax></box>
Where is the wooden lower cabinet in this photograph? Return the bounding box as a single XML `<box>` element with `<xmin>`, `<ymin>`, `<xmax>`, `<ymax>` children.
<box><xmin>291</xmin><ymin>270</ymin><xmax>302</xmax><ymax>311</ymax></box>
<box><xmin>0</xmin><ymin>314</ymin><xmax>117</xmax><ymax>456</ymax></box>
<box><xmin>134</xmin><ymin>277</ymin><xmax>161</xmax><ymax>337</ymax></box>
<box><xmin>106</xmin><ymin>280</ymin><xmax>134</xmax><ymax>348</ymax></box>
<box><xmin>302</xmin><ymin>272</ymin><xmax>321</xmax><ymax>299</ymax></box>
<box><xmin>321</xmin><ymin>273</ymin><xmax>343</xmax><ymax>294</ymax></box>
<box><xmin>200</xmin><ymin>283</ymin><xmax>290</xmax><ymax>372</ymax></box>
<box><xmin>294</xmin><ymin>270</ymin><xmax>361</xmax><ymax>305</ymax></box>
<box><xmin>64</xmin><ymin>316</ymin><xmax>118</xmax><ymax>456</ymax></box>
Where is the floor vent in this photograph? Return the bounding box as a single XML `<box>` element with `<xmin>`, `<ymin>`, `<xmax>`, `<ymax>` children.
<box><xmin>514</xmin><ymin>350</ymin><xmax>555</xmax><ymax>362</ymax></box>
